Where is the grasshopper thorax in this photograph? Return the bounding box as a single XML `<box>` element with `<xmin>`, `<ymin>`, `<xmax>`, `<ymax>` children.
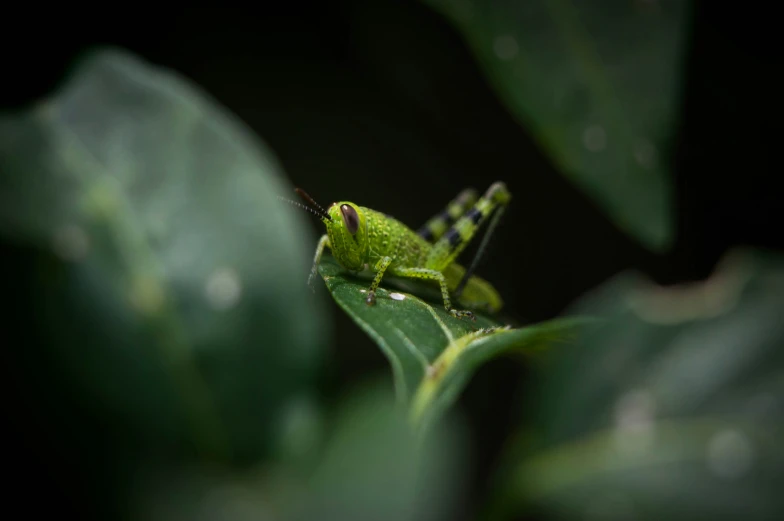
<box><xmin>325</xmin><ymin>201</ymin><xmax>369</xmax><ymax>271</ymax></box>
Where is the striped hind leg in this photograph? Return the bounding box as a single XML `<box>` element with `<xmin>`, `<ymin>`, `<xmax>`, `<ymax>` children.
<box><xmin>417</xmin><ymin>187</ymin><xmax>478</xmax><ymax>242</ymax></box>
<box><xmin>425</xmin><ymin>181</ymin><xmax>511</xmax><ymax>294</ymax></box>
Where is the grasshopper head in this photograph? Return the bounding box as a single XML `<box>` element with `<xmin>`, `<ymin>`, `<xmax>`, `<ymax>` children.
<box><xmin>325</xmin><ymin>201</ymin><xmax>368</xmax><ymax>271</ymax></box>
<box><xmin>278</xmin><ymin>188</ymin><xmax>370</xmax><ymax>272</ymax></box>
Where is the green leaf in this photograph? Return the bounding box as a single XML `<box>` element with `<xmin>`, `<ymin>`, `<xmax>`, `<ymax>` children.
<box><xmin>287</xmin><ymin>381</ymin><xmax>468</xmax><ymax>521</ymax></box>
<box><xmin>130</xmin><ymin>380</ymin><xmax>468</xmax><ymax>521</ymax></box>
<box><xmin>0</xmin><ymin>48</ymin><xmax>329</xmax><ymax>465</ymax></box>
<box><xmin>317</xmin><ymin>255</ymin><xmax>592</xmax><ymax>430</ymax></box>
<box><xmin>421</xmin><ymin>0</ymin><xmax>692</xmax><ymax>252</ymax></box>
<box><xmin>491</xmin><ymin>249</ymin><xmax>784</xmax><ymax>521</ymax></box>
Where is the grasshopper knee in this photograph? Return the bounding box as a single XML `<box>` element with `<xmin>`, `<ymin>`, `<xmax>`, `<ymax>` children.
<box><xmin>486</xmin><ymin>181</ymin><xmax>511</xmax><ymax>205</ymax></box>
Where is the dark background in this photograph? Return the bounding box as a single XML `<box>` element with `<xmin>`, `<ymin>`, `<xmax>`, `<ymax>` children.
<box><xmin>3</xmin><ymin>1</ymin><xmax>780</xmax><ymax>518</ymax></box>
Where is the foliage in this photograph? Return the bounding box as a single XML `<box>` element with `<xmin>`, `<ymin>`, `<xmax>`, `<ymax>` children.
<box><xmin>0</xmin><ymin>48</ymin><xmax>465</xmax><ymax>520</ymax></box>
<box><xmin>0</xmin><ymin>47</ymin><xmax>332</xmax><ymax>465</ymax></box>
<box><xmin>318</xmin><ymin>255</ymin><xmax>593</xmax><ymax>432</ymax></box>
<box><xmin>2</xmin><ymin>17</ymin><xmax>780</xmax><ymax>520</ymax></box>
<box><xmin>421</xmin><ymin>0</ymin><xmax>692</xmax><ymax>252</ymax></box>
<box><xmin>488</xmin><ymin>249</ymin><xmax>784</xmax><ymax>521</ymax></box>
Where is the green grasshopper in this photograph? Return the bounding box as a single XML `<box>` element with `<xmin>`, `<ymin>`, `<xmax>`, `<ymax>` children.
<box><xmin>281</xmin><ymin>182</ymin><xmax>511</xmax><ymax>321</ymax></box>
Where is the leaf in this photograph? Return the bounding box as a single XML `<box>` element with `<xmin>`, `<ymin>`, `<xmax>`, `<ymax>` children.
<box><xmin>287</xmin><ymin>381</ymin><xmax>468</xmax><ymax>521</ymax></box>
<box><xmin>490</xmin><ymin>249</ymin><xmax>784</xmax><ymax>521</ymax></box>
<box><xmin>0</xmin><ymin>47</ymin><xmax>329</xmax><ymax>467</ymax></box>
<box><xmin>421</xmin><ymin>0</ymin><xmax>692</xmax><ymax>252</ymax></box>
<box><xmin>130</xmin><ymin>380</ymin><xmax>469</xmax><ymax>521</ymax></box>
<box><xmin>317</xmin><ymin>255</ymin><xmax>592</xmax><ymax>430</ymax></box>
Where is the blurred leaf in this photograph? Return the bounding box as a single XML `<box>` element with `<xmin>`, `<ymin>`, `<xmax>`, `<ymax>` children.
<box><xmin>318</xmin><ymin>255</ymin><xmax>591</xmax><ymax>429</ymax></box>
<box><xmin>490</xmin><ymin>249</ymin><xmax>784</xmax><ymax>520</ymax></box>
<box><xmin>0</xmin><ymin>47</ymin><xmax>329</xmax><ymax>465</ymax></box>
<box><xmin>289</xmin><ymin>380</ymin><xmax>468</xmax><ymax>521</ymax></box>
<box><xmin>130</xmin><ymin>380</ymin><xmax>468</xmax><ymax>521</ymax></box>
<box><xmin>422</xmin><ymin>0</ymin><xmax>692</xmax><ymax>251</ymax></box>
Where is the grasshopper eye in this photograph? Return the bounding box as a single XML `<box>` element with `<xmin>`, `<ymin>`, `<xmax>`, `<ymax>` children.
<box><xmin>340</xmin><ymin>204</ymin><xmax>359</xmax><ymax>235</ymax></box>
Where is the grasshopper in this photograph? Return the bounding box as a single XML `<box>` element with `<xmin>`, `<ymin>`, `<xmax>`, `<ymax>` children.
<box><xmin>281</xmin><ymin>182</ymin><xmax>511</xmax><ymax>321</ymax></box>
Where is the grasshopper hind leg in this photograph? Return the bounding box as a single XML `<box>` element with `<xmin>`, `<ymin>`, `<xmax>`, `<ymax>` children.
<box><xmin>417</xmin><ymin>188</ymin><xmax>478</xmax><ymax>243</ymax></box>
<box><xmin>426</xmin><ymin>181</ymin><xmax>511</xmax><ymax>292</ymax></box>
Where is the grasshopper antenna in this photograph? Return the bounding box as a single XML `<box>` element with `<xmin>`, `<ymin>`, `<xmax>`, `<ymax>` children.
<box><xmin>277</xmin><ymin>193</ymin><xmax>333</xmax><ymax>222</ymax></box>
<box><xmin>295</xmin><ymin>188</ymin><xmax>330</xmax><ymax>218</ymax></box>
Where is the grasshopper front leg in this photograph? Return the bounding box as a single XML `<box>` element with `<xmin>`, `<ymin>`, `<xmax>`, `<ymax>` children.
<box><xmin>308</xmin><ymin>234</ymin><xmax>330</xmax><ymax>291</ymax></box>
